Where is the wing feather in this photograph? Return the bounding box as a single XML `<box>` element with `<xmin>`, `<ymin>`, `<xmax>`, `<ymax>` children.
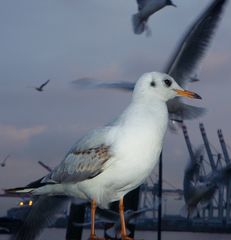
<box><xmin>48</xmin><ymin>144</ymin><xmax>112</xmax><ymax>183</ymax></box>
<box><xmin>43</xmin><ymin>128</ymin><xmax>113</xmax><ymax>184</ymax></box>
<box><xmin>72</xmin><ymin>77</ymin><xmax>135</xmax><ymax>92</ymax></box>
<box><xmin>136</xmin><ymin>0</ymin><xmax>148</xmax><ymax>11</ymax></box>
<box><xmin>165</xmin><ymin>0</ymin><xmax>228</xmax><ymax>86</ymax></box>
<box><xmin>40</xmin><ymin>79</ymin><xmax>50</xmax><ymax>89</ymax></box>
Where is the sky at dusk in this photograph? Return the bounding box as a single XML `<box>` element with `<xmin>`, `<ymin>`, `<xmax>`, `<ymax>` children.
<box><xmin>0</xmin><ymin>0</ymin><xmax>231</xmax><ymax>215</ymax></box>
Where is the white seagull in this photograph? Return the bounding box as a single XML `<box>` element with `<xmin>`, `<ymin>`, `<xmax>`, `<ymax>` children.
<box><xmin>182</xmin><ymin>146</ymin><xmax>231</xmax><ymax>218</ymax></box>
<box><xmin>6</xmin><ymin>72</ymin><xmax>201</xmax><ymax>240</ymax></box>
<box><xmin>132</xmin><ymin>0</ymin><xmax>176</xmax><ymax>35</ymax></box>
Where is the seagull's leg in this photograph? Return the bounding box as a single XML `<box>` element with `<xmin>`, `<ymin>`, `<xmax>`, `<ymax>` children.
<box><xmin>89</xmin><ymin>199</ymin><xmax>105</xmax><ymax>240</ymax></box>
<box><xmin>119</xmin><ymin>198</ymin><xmax>133</xmax><ymax>240</ymax></box>
<box><xmin>90</xmin><ymin>199</ymin><xmax>97</xmax><ymax>240</ymax></box>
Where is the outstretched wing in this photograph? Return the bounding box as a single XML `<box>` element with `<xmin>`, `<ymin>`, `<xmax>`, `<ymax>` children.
<box><xmin>40</xmin><ymin>79</ymin><xmax>50</xmax><ymax>89</ymax></box>
<box><xmin>72</xmin><ymin>77</ymin><xmax>135</xmax><ymax>92</ymax></box>
<box><xmin>2</xmin><ymin>154</ymin><xmax>10</xmax><ymax>165</ymax></box>
<box><xmin>165</xmin><ymin>0</ymin><xmax>228</xmax><ymax>86</ymax></box>
<box><xmin>167</xmin><ymin>98</ymin><xmax>206</xmax><ymax>120</ymax></box>
<box><xmin>136</xmin><ymin>0</ymin><xmax>148</xmax><ymax>11</ymax></box>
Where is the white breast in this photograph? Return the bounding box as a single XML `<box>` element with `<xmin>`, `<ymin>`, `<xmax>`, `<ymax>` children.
<box><xmin>106</xmin><ymin>101</ymin><xmax>168</xmax><ymax>188</ymax></box>
<box><xmin>74</xmin><ymin>100</ymin><xmax>168</xmax><ymax>207</ymax></box>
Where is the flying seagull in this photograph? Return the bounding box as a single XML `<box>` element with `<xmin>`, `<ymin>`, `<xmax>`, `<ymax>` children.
<box><xmin>132</xmin><ymin>0</ymin><xmax>176</xmax><ymax>35</ymax></box>
<box><xmin>182</xmin><ymin>146</ymin><xmax>231</xmax><ymax>218</ymax></box>
<box><xmin>73</xmin><ymin>0</ymin><xmax>228</xmax><ymax>124</ymax></box>
<box><xmin>35</xmin><ymin>79</ymin><xmax>50</xmax><ymax>92</ymax></box>
<box><xmin>1</xmin><ymin>154</ymin><xmax>10</xmax><ymax>167</ymax></box>
<box><xmin>5</xmin><ymin>72</ymin><xmax>201</xmax><ymax>240</ymax></box>
<box><xmin>182</xmin><ymin>146</ymin><xmax>206</xmax><ymax>217</ymax></box>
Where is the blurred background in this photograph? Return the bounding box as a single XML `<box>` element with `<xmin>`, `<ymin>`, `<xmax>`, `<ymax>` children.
<box><xmin>0</xmin><ymin>0</ymin><xmax>230</xmax><ymax>222</ymax></box>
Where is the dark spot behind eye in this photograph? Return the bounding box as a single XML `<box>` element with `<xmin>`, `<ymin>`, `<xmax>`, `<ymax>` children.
<box><xmin>164</xmin><ymin>79</ymin><xmax>172</xmax><ymax>87</ymax></box>
<box><xmin>150</xmin><ymin>81</ymin><xmax>155</xmax><ymax>87</ymax></box>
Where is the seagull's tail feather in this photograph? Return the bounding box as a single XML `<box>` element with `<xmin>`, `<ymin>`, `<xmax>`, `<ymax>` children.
<box><xmin>132</xmin><ymin>13</ymin><xmax>145</xmax><ymax>34</ymax></box>
<box><xmin>5</xmin><ymin>177</ymin><xmax>53</xmax><ymax>195</ymax></box>
<box><xmin>10</xmin><ymin>196</ymin><xmax>68</xmax><ymax>240</ymax></box>
<box><xmin>4</xmin><ymin>187</ymin><xmax>34</xmax><ymax>194</ymax></box>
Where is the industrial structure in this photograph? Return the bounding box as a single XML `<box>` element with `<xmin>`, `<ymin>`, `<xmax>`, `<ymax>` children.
<box><xmin>1</xmin><ymin>123</ymin><xmax>231</xmax><ymax>237</ymax></box>
<box><xmin>131</xmin><ymin>123</ymin><xmax>231</xmax><ymax>231</ymax></box>
<box><xmin>73</xmin><ymin>123</ymin><xmax>231</xmax><ymax>236</ymax></box>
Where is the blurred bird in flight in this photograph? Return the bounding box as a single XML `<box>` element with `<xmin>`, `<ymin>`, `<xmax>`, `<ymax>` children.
<box><xmin>132</xmin><ymin>0</ymin><xmax>176</xmax><ymax>35</ymax></box>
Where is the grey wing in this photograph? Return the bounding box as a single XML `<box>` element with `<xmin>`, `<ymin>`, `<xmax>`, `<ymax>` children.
<box><xmin>167</xmin><ymin>98</ymin><xmax>206</xmax><ymax>120</ymax></box>
<box><xmin>45</xmin><ymin>129</ymin><xmax>113</xmax><ymax>183</ymax></box>
<box><xmin>136</xmin><ymin>0</ymin><xmax>148</xmax><ymax>11</ymax></box>
<box><xmin>72</xmin><ymin>77</ymin><xmax>135</xmax><ymax>92</ymax></box>
<box><xmin>164</xmin><ymin>0</ymin><xmax>228</xmax><ymax>86</ymax></box>
<box><xmin>40</xmin><ymin>79</ymin><xmax>50</xmax><ymax>89</ymax></box>
<box><xmin>2</xmin><ymin>154</ymin><xmax>10</xmax><ymax>164</ymax></box>
<box><xmin>98</xmin><ymin>81</ymin><xmax>134</xmax><ymax>91</ymax></box>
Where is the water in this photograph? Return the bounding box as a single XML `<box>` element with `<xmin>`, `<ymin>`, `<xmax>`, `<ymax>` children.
<box><xmin>0</xmin><ymin>229</ymin><xmax>231</xmax><ymax>240</ymax></box>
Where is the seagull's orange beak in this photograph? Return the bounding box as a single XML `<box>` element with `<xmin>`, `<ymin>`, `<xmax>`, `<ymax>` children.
<box><xmin>174</xmin><ymin>89</ymin><xmax>202</xmax><ymax>99</ymax></box>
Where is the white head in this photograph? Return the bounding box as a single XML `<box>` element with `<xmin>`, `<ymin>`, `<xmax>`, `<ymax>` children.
<box><xmin>132</xmin><ymin>72</ymin><xmax>201</xmax><ymax>103</ymax></box>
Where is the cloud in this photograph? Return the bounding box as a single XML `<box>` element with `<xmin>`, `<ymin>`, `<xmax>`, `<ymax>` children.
<box><xmin>203</xmin><ymin>51</ymin><xmax>231</xmax><ymax>71</ymax></box>
<box><xmin>0</xmin><ymin>124</ymin><xmax>47</xmax><ymax>147</ymax></box>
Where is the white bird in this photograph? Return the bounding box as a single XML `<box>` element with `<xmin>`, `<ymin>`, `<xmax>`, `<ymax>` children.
<box><xmin>74</xmin><ymin>0</ymin><xmax>228</xmax><ymax>125</ymax></box>
<box><xmin>6</xmin><ymin>72</ymin><xmax>201</xmax><ymax>240</ymax></box>
<box><xmin>132</xmin><ymin>0</ymin><xmax>176</xmax><ymax>35</ymax></box>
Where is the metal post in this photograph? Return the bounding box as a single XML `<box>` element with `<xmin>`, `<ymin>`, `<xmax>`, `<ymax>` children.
<box><xmin>217</xmin><ymin>129</ymin><xmax>231</xmax><ymax>223</ymax></box>
<box><xmin>157</xmin><ymin>152</ymin><xmax>162</xmax><ymax>240</ymax></box>
<box><xmin>199</xmin><ymin>123</ymin><xmax>216</xmax><ymax>170</ymax></box>
<box><xmin>66</xmin><ymin>203</ymin><xmax>86</xmax><ymax>240</ymax></box>
<box><xmin>226</xmin><ymin>185</ymin><xmax>231</xmax><ymax>223</ymax></box>
<box><xmin>217</xmin><ymin>154</ymin><xmax>224</xmax><ymax>220</ymax></box>
<box><xmin>217</xmin><ymin>129</ymin><xmax>230</xmax><ymax>164</ymax></box>
<box><xmin>199</xmin><ymin>123</ymin><xmax>216</xmax><ymax>219</ymax></box>
<box><xmin>182</xmin><ymin>125</ymin><xmax>195</xmax><ymax>161</ymax></box>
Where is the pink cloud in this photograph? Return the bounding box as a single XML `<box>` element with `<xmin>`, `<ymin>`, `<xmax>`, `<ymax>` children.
<box><xmin>0</xmin><ymin>124</ymin><xmax>46</xmax><ymax>147</ymax></box>
<box><xmin>203</xmin><ymin>51</ymin><xmax>231</xmax><ymax>71</ymax></box>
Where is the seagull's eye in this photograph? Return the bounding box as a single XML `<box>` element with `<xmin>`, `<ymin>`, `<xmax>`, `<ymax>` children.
<box><xmin>150</xmin><ymin>81</ymin><xmax>155</xmax><ymax>87</ymax></box>
<box><xmin>164</xmin><ymin>79</ymin><xmax>172</xmax><ymax>87</ymax></box>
